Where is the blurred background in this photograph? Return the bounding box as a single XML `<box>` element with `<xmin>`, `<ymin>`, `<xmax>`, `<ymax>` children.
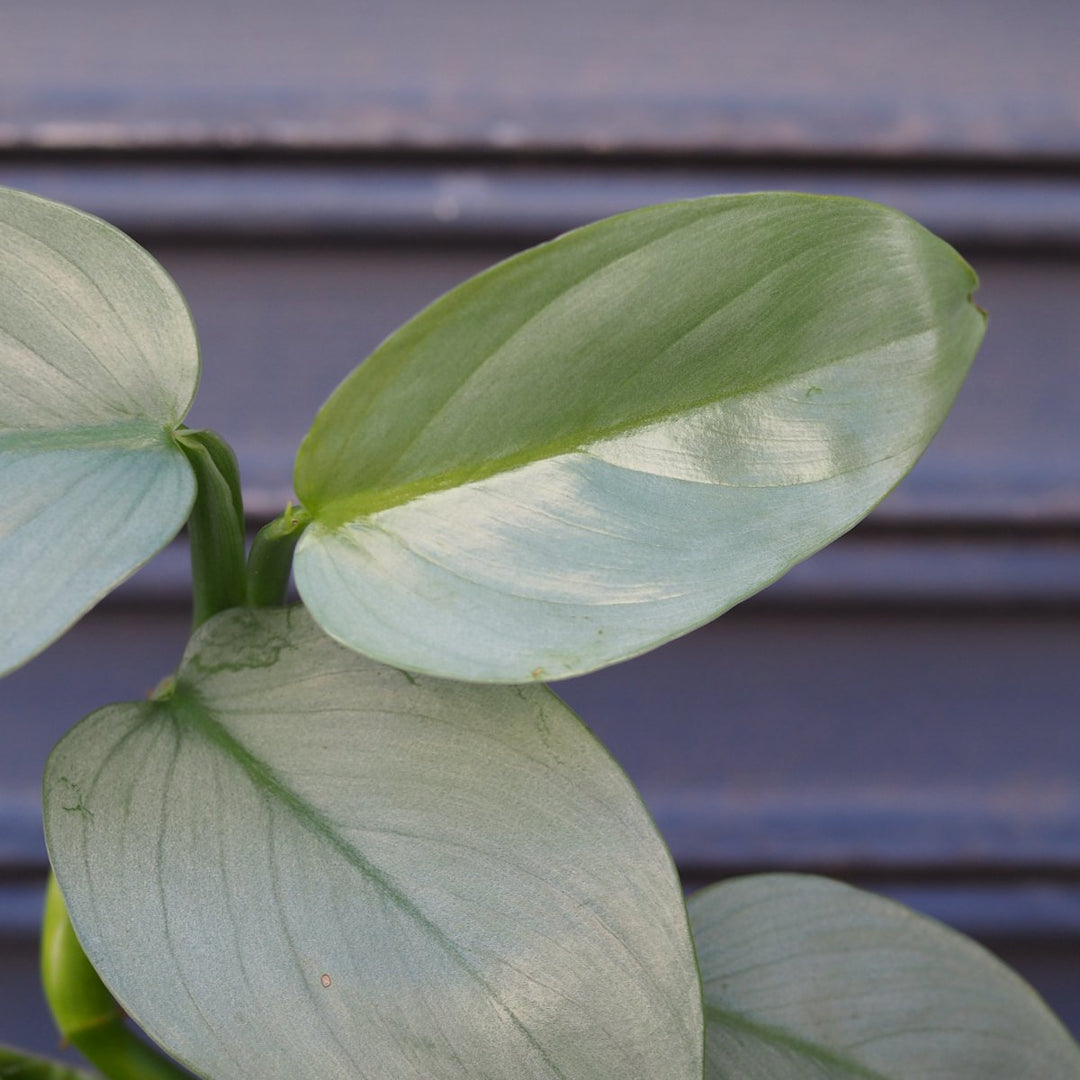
<box><xmin>2</xmin><ymin>0</ymin><xmax>1079</xmax><ymax>1052</ymax></box>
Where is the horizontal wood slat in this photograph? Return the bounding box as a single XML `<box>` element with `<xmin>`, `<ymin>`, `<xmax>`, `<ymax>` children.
<box><xmin>5</xmin><ymin>609</ymin><xmax>1080</xmax><ymax>873</ymax></box>
<box><xmin>1</xmin><ymin>1</ymin><xmax>1078</xmax><ymax>160</ymax></box>
<box><xmin>51</xmin><ymin>530</ymin><xmax>1080</xmax><ymax>608</ymax></box>
<box><xmin>2</xmin><ymin>164</ymin><xmax>1080</xmax><ymax>247</ymax></box>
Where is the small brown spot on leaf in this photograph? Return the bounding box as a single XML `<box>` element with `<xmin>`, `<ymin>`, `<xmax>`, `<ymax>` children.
<box><xmin>531</xmin><ymin>667</ymin><xmax>543</xmax><ymax>679</ymax></box>
<box><xmin>320</xmin><ymin>973</ymin><xmax>332</xmax><ymax>988</ymax></box>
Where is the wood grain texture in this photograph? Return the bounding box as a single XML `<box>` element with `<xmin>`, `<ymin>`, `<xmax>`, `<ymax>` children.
<box><xmin>0</xmin><ymin>0</ymin><xmax>1077</xmax><ymax>157</ymax></box>
<box><xmin>3</xmin><ymin>165</ymin><xmax>1080</xmax><ymax>248</ymax></box>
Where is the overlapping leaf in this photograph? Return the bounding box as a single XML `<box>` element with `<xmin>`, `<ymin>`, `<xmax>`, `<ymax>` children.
<box><xmin>0</xmin><ymin>187</ymin><xmax>198</xmax><ymax>676</ymax></box>
<box><xmin>294</xmin><ymin>193</ymin><xmax>985</xmax><ymax>682</ymax></box>
<box><xmin>44</xmin><ymin>607</ymin><xmax>702</xmax><ymax>1080</ymax></box>
<box><xmin>689</xmin><ymin>874</ymin><xmax>1080</xmax><ymax>1079</ymax></box>
<box><xmin>0</xmin><ymin>1045</ymin><xmax>97</xmax><ymax>1080</ymax></box>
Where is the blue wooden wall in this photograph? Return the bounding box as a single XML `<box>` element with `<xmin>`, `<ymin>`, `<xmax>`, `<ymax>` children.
<box><xmin>2</xmin><ymin>0</ymin><xmax>1078</xmax><ymax>1055</ymax></box>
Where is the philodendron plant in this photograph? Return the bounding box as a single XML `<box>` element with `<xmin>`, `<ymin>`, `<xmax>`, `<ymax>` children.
<box><xmin>1</xmin><ymin>184</ymin><xmax>1076</xmax><ymax>1080</ymax></box>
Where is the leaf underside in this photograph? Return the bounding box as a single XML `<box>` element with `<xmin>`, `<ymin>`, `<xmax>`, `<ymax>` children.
<box><xmin>689</xmin><ymin>874</ymin><xmax>1080</xmax><ymax>1079</ymax></box>
<box><xmin>0</xmin><ymin>187</ymin><xmax>198</xmax><ymax>676</ymax></box>
<box><xmin>44</xmin><ymin>607</ymin><xmax>702</xmax><ymax>1080</ymax></box>
<box><xmin>294</xmin><ymin>193</ymin><xmax>984</xmax><ymax>682</ymax></box>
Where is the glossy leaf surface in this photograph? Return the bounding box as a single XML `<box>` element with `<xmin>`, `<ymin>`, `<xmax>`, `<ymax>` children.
<box><xmin>44</xmin><ymin>607</ymin><xmax>702</xmax><ymax>1080</ymax></box>
<box><xmin>689</xmin><ymin>874</ymin><xmax>1080</xmax><ymax>1079</ymax></box>
<box><xmin>295</xmin><ymin>193</ymin><xmax>984</xmax><ymax>682</ymax></box>
<box><xmin>0</xmin><ymin>1046</ymin><xmax>97</xmax><ymax>1080</ymax></box>
<box><xmin>0</xmin><ymin>187</ymin><xmax>198</xmax><ymax>676</ymax></box>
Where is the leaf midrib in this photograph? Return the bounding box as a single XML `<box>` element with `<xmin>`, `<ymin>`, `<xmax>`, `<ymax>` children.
<box><xmin>308</xmin><ymin>197</ymin><xmax>743</xmax><ymax>498</ymax></box>
<box><xmin>704</xmin><ymin>1002</ymin><xmax>893</xmax><ymax>1080</ymax></box>
<box><xmin>0</xmin><ymin>418</ymin><xmax>172</xmax><ymax>453</ymax></box>
<box><xmin>169</xmin><ymin>685</ymin><xmax>453</xmax><ymax>941</ymax></box>
<box><xmin>167</xmin><ymin>685</ymin><xmax>567</xmax><ymax>1077</ymax></box>
<box><xmin>310</xmin><ymin>323</ymin><xmax>940</xmax><ymax>529</ymax></box>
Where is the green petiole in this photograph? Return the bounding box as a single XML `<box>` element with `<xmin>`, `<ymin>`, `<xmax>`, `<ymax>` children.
<box><xmin>175</xmin><ymin>429</ymin><xmax>247</xmax><ymax>630</ymax></box>
<box><xmin>246</xmin><ymin>504</ymin><xmax>312</xmax><ymax>608</ymax></box>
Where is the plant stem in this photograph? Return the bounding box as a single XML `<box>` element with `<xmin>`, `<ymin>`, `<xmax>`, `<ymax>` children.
<box><xmin>41</xmin><ymin>875</ymin><xmax>191</xmax><ymax>1080</ymax></box>
<box><xmin>246</xmin><ymin>505</ymin><xmax>312</xmax><ymax>607</ymax></box>
<box><xmin>175</xmin><ymin>429</ymin><xmax>247</xmax><ymax>630</ymax></box>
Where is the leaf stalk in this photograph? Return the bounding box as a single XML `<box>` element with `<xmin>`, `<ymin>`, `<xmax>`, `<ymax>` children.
<box><xmin>246</xmin><ymin>504</ymin><xmax>312</xmax><ymax>607</ymax></box>
<box><xmin>176</xmin><ymin>429</ymin><xmax>247</xmax><ymax>630</ymax></box>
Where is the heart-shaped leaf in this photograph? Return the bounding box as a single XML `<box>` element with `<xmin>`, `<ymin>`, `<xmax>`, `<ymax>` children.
<box><xmin>0</xmin><ymin>187</ymin><xmax>198</xmax><ymax>676</ymax></box>
<box><xmin>0</xmin><ymin>1045</ymin><xmax>98</xmax><ymax>1080</ymax></box>
<box><xmin>689</xmin><ymin>874</ymin><xmax>1080</xmax><ymax>1079</ymax></box>
<box><xmin>44</xmin><ymin>607</ymin><xmax>702</xmax><ymax>1080</ymax></box>
<box><xmin>294</xmin><ymin>193</ymin><xmax>985</xmax><ymax>682</ymax></box>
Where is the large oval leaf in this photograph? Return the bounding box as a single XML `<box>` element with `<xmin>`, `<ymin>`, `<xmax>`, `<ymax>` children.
<box><xmin>689</xmin><ymin>874</ymin><xmax>1080</xmax><ymax>1079</ymax></box>
<box><xmin>0</xmin><ymin>187</ymin><xmax>198</xmax><ymax>676</ymax></box>
<box><xmin>294</xmin><ymin>193</ymin><xmax>985</xmax><ymax>682</ymax></box>
<box><xmin>44</xmin><ymin>607</ymin><xmax>702</xmax><ymax>1080</ymax></box>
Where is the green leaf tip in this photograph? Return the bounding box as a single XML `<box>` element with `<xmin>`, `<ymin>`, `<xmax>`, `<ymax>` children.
<box><xmin>293</xmin><ymin>192</ymin><xmax>984</xmax><ymax>682</ymax></box>
<box><xmin>0</xmin><ymin>187</ymin><xmax>200</xmax><ymax>676</ymax></box>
